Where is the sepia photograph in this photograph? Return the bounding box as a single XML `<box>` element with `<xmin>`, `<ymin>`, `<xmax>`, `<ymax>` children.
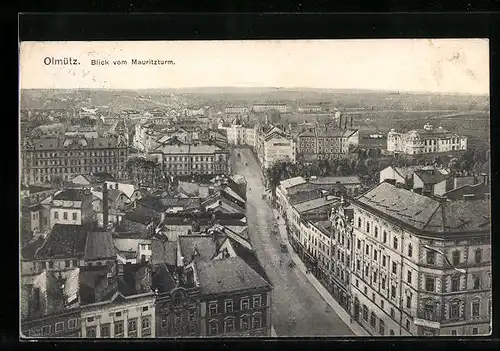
<box><xmin>19</xmin><ymin>39</ymin><xmax>491</xmax><ymax>339</ymax></box>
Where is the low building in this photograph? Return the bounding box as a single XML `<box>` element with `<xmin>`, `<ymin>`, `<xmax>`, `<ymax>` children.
<box><xmin>49</xmin><ymin>189</ymin><xmax>94</xmax><ymax>229</ymax></box>
<box><xmin>252</xmin><ymin>104</ymin><xmax>288</xmax><ymax>114</ymax></box>
<box><xmin>225</xmin><ymin>106</ymin><xmax>249</xmax><ymax>115</ymax></box>
<box><xmin>413</xmin><ymin>168</ymin><xmax>449</xmax><ymax>196</ymax></box>
<box><xmin>387</xmin><ymin>123</ymin><xmax>468</xmax><ymax>155</ymax></box>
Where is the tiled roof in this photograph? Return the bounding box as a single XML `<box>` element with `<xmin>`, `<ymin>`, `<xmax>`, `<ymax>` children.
<box><xmin>293</xmin><ymin>196</ymin><xmax>340</xmax><ymax>214</ymax></box>
<box><xmin>27</xmin><ymin>185</ymin><xmax>56</xmax><ymax>194</ymax></box>
<box><xmin>309</xmin><ymin>176</ymin><xmax>361</xmax><ymax>185</ymax></box>
<box><xmin>151</xmin><ymin>239</ymin><xmax>177</xmax><ymax>266</ymax></box>
<box><xmin>123</xmin><ymin>210</ymin><xmax>156</xmax><ymax>225</ymax></box>
<box><xmin>355</xmin><ymin>182</ymin><xmax>491</xmax><ymax>233</ymax></box>
<box><xmin>442</xmin><ymin>183</ymin><xmax>490</xmax><ymax>201</ymax></box>
<box><xmin>227</xmin><ymin>237</ymin><xmax>270</xmax><ymax>284</ymax></box>
<box><xmin>29</xmin><ymin>135</ymin><xmax>122</xmax><ymax>150</ymax></box>
<box><xmin>279</xmin><ymin>176</ymin><xmax>306</xmax><ymax>190</ymax></box>
<box><xmin>393</xmin><ymin>166</ymin><xmax>422</xmax><ymax>179</ymax></box>
<box><xmin>414</xmin><ymin>169</ymin><xmax>447</xmax><ymax>185</ymax></box>
<box><xmin>288</xmin><ymin>190</ymin><xmax>323</xmax><ymax>206</ymax></box>
<box><xmin>197</xmin><ymin>256</ymin><xmax>271</xmax><ymax>295</ymax></box>
<box><xmin>35</xmin><ymin>224</ymin><xmax>89</xmax><ymax>259</ymax></box>
<box><xmin>53</xmin><ymin>189</ymin><xmax>91</xmax><ymax>202</ymax></box>
<box><xmin>84</xmin><ymin>232</ymin><xmax>116</xmax><ymax>260</ymax></box>
<box><xmin>179</xmin><ymin>236</ymin><xmax>216</xmax><ymax>264</ymax></box>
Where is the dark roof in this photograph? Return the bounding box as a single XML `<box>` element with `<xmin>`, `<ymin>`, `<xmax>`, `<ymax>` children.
<box><xmin>197</xmin><ymin>256</ymin><xmax>271</xmax><ymax>295</ymax></box>
<box><xmin>354</xmin><ymin>182</ymin><xmax>491</xmax><ymax>234</ymax></box>
<box><xmin>151</xmin><ymin>263</ymin><xmax>176</xmax><ymax>293</ymax></box>
<box><xmin>28</xmin><ymin>185</ymin><xmax>56</xmax><ymax>194</ymax></box>
<box><xmin>124</xmin><ymin>210</ymin><xmax>156</xmax><ymax>225</ymax></box>
<box><xmin>136</xmin><ymin>196</ymin><xmax>167</xmax><ymax>212</ymax></box>
<box><xmin>179</xmin><ymin>236</ymin><xmax>216</xmax><ymax>264</ymax></box>
<box><xmin>29</xmin><ymin>135</ymin><xmax>123</xmax><ymax>151</ymax></box>
<box><xmin>118</xmin><ymin>263</ymin><xmax>153</xmax><ymax>297</ymax></box>
<box><xmin>28</xmin><ymin>203</ymin><xmax>45</xmax><ymax>212</ymax></box>
<box><xmin>289</xmin><ymin>190</ymin><xmax>323</xmax><ymax>206</ymax></box>
<box><xmin>228</xmin><ymin>237</ymin><xmax>270</xmax><ymax>284</ymax></box>
<box><xmin>35</xmin><ymin>224</ymin><xmax>89</xmax><ymax>259</ymax></box>
<box><xmin>21</xmin><ymin>237</ymin><xmax>45</xmax><ymax>260</ymax></box>
<box><xmin>442</xmin><ymin>183</ymin><xmax>490</xmax><ymax>201</ymax></box>
<box><xmin>79</xmin><ymin>264</ymin><xmax>116</xmax><ymax>305</ymax></box>
<box><xmin>84</xmin><ymin>232</ymin><xmax>116</xmax><ymax>260</ymax></box>
<box><xmin>161</xmin><ymin>197</ymin><xmax>201</xmax><ymax>209</ymax></box>
<box><xmin>414</xmin><ymin>169</ymin><xmax>447</xmax><ymax>185</ymax></box>
<box><xmin>53</xmin><ymin>189</ymin><xmax>91</xmax><ymax>201</ymax></box>
<box><xmin>151</xmin><ymin>239</ymin><xmax>177</xmax><ymax>265</ymax></box>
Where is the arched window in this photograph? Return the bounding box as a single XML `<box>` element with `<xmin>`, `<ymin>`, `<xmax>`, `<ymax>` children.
<box><xmin>362</xmin><ymin>305</ymin><xmax>368</xmax><ymax>321</ymax></box>
<box><xmin>252</xmin><ymin>313</ymin><xmax>262</xmax><ymax>329</ymax></box>
<box><xmin>449</xmin><ymin>299</ymin><xmax>461</xmax><ymax>319</ymax></box>
<box><xmin>240</xmin><ymin>314</ymin><xmax>250</xmax><ymax>330</ymax></box>
<box><xmin>424</xmin><ymin>299</ymin><xmax>437</xmax><ymax>321</ymax></box>
<box><xmin>224</xmin><ymin>317</ymin><xmax>235</xmax><ymax>333</ymax></box>
<box><xmin>208</xmin><ymin>319</ymin><xmax>219</xmax><ymax>335</ymax></box>
<box><xmin>472</xmin><ymin>298</ymin><xmax>481</xmax><ymax>317</ymax></box>
<box><xmin>407</xmin><ymin>244</ymin><xmax>413</xmax><ymax>257</ymax></box>
<box><xmin>370</xmin><ymin>312</ymin><xmax>376</xmax><ymax>328</ymax></box>
<box><xmin>475</xmin><ymin>249</ymin><xmax>482</xmax><ymax>264</ymax></box>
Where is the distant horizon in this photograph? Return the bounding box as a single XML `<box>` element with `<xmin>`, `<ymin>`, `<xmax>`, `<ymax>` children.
<box><xmin>20</xmin><ymin>86</ymin><xmax>489</xmax><ymax>97</ymax></box>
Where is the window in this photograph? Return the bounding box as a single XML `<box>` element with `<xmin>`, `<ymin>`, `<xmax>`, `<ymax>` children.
<box><xmin>240</xmin><ymin>315</ymin><xmax>250</xmax><ymax>330</ymax></box>
<box><xmin>450</xmin><ymin>300</ymin><xmax>460</xmax><ymax>319</ymax></box>
<box><xmin>392</xmin><ymin>262</ymin><xmax>397</xmax><ymax>274</ymax></box>
<box><xmin>382</xmin><ymin>255</ymin><xmax>387</xmax><ymax>267</ymax></box>
<box><xmin>362</xmin><ymin>305</ymin><xmax>368</xmax><ymax>321</ymax></box>
<box><xmin>380</xmin><ymin>300</ymin><xmax>384</xmax><ymax>309</ymax></box>
<box><xmin>141</xmin><ymin>316</ymin><xmax>151</xmax><ymax>336</ymax></box>
<box><xmin>209</xmin><ymin>302</ymin><xmax>218</xmax><ymax>315</ymax></box>
<box><xmin>224</xmin><ymin>318</ymin><xmax>235</xmax><ymax>333</ymax></box>
<box><xmin>383</xmin><ymin>231</ymin><xmax>387</xmax><ymax>243</ymax></box>
<box><xmin>73</xmin><ymin>260</ymin><xmax>78</xmax><ymax>267</ymax></box>
<box><xmin>365</xmin><ymin>245</ymin><xmax>370</xmax><ymax>255</ymax></box>
<box><xmin>142</xmin><ymin>306</ymin><xmax>148</xmax><ymax>312</ymax></box>
<box><xmin>381</xmin><ymin>277</ymin><xmax>386</xmax><ymax>290</ymax></box>
<box><xmin>365</xmin><ymin>266</ymin><xmax>369</xmax><ymax>277</ymax></box>
<box><xmin>406</xmin><ymin>294</ymin><xmax>412</xmax><ymax>309</ymax></box>
<box><xmin>390</xmin><ymin>329</ymin><xmax>395</xmax><ymax>336</ymax></box>
<box><xmin>54</xmin><ymin>211</ymin><xmax>59</xmax><ymax>219</ymax></box>
<box><xmin>253</xmin><ymin>295</ymin><xmax>262</xmax><ymax>308</ymax></box>
<box><xmin>358</xmin><ymin>218</ymin><xmax>361</xmax><ymax>228</ymax></box>
<box><xmin>472</xmin><ymin>328</ymin><xmax>478</xmax><ymax>335</ymax></box>
<box><xmin>114</xmin><ymin>321</ymin><xmax>124</xmax><ymax>337</ymax></box>
<box><xmin>426</xmin><ymin>250</ymin><xmax>436</xmax><ymax>265</ymax></box>
<box><xmin>473</xmin><ymin>276</ymin><xmax>480</xmax><ymax>290</ymax></box>
<box><xmin>115</xmin><ymin>311</ymin><xmax>122</xmax><ymax>317</ymax></box>
<box><xmin>390</xmin><ymin>308</ymin><xmax>395</xmax><ymax>318</ymax></box>
<box><xmin>452</xmin><ymin>250</ymin><xmax>460</xmax><ymax>266</ymax></box>
<box><xmin>379</xmin><ymin>320</ymin><xmax>385</xmax><ymax>335</ymax></box>
<box><xmin>372</xmin><ymin>293</ymin><xmax>375</xmax><ymax>301</ymax></box>
<box><xmin>100</xmin><ymin>323</ymin><xmax>110</xmax><ymax>338</ymax></box>
<box><xmin>128</xmin><ymin>319</ymin><xmax>137</xmax><ymax>337</ymax></box>
<box><xmin>475</xmin><ymin>249</ymin><xmax>482</xmax><ymax>264</ymax></box>
<box><xmin>68</xmin><ymin>319</ymin><xmax>77</xmax><ymax>330</ymax></box>
<box><xmin>406</xmin><ymin>320</ymin><xmax>410</xmax><ymax>330</ymax></box>
<box><xmin>425</xmin><ymin>277</ymin><xmax>435</xmax><ymax>292</ymax></box>
<box><xmin>408</xmin><ymin>244</ymin><xmax>413</xmax><ymax>257</ymax></box>
<box><xmin>72</xmin><ymin>212</ymin><xmax>77</xmax><ymax>220</ymax></box>
<box><xmin>374</xmin><ymin>227</ymin><xmax>379</xmax><ymax>238</ymax></box>
<box><xmin>49</xmin><ymin>261</ymin><xmax>54</xmax><ymax>269</ymax></box>
<box><xmin>225</xmin><ymin>300</ymin><xmax>234</xmax><ymax>313</ymax></box>
<box><xmin>357</xmin><ymin>239</ymin><xmax>361</xmax><ymax>250</ymax></box>
<box><xmin>370</xmin><ymin>312</ymin><xmax>376</xmax><ymax>328</ymax></box>
<box><xmin>209</xmin><ymin>320</ymin><xmax>219</xmax><ymax>335</ymax></box>
<box><xmin>87</xmin><ymin>317</ymin><xmax>94</xmax><ymax>323</ymax></box>
<box><xmin>86</xmin><ymin>326</ymin><xmax>96</xmax><ymax>338</ymax></box>
<box><xmin>55</xmin><ymin>322</ymin><xmax>64</xmax><ymax>333</ymax></box>
<box><xmin>366</xmin><ymin>222</ymin><xmax>370</xmax><ymax>233</ymax></box>
<box><xmin>356</xmin><ymin>259</ymin><xmax>360</xmax><ymax>271</ymax></box>
<box><xmin>451</xmin><ymin>330</ymin><xmax>457</xmax><ymax>336</ymax></box>
<box><xmin>407</xmin><ymin>271</ymin><xmax>412</xmax><ymax>284</ymax></box>
<box><xmin>373</xmin><ymin>250</ymin><xmax>378</xmax><ymax>261</ymax></box>
<box><xmin>451</xmin><ymin>276</ymin><xmax>460</xmax><ymax>292</ymax></box>
<box><xmin>393</xmin><ymin>237</ymin><xmax>398</xmax><ymax>250</ymax></box>
<box><xmin>364</xmin><ymin>286</ymin><xmax>368</xmax><ymax>295</ymax></box>
<box><xmin>424</xmin><ymin>301</ymin><xmax>436</xmax><ymax>320</ymax></box>
<box><xmin>63</xmin><ymin>212</ymin><xmax>68</xmax><ymax>220</ymax></box>
<box><xmin>237</xmin><ymin>296</ymin><xmax>250</xmax><ymax>311</ymax></box>
<box><xmin>252</xmin><ymin>313</ymin><xmax>262</xmax><ymax>329</ymax></box>
<box><xmin>391</xmin><ymin>286</ymin><xmax>396</xmax><ymax>299</ymax></box>
<box><xmin>42</xmin><ymin>325</ymin><xmax>51</xmax><ymax>336</ymax></box>
<box><xmin>373</xmin><ymin>272</ymin><xmax>377</xmax><ymax>284</ymax></box>
<box><xmin>472</xmin><ymin>299</ymin><xmax>480</xmax><ymax>317</ymax></box>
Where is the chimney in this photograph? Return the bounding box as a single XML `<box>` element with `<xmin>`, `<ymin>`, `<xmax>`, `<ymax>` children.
<box><xmin>117</xmin><ymin>263</ymin><xmax>124</xmax><ymax>276</ymax></box>
<box><xmin>350</xmin><ymin>116</ymin><xmax>353</xmax><ymax>128</ymax></box>
<box><xmin>102</xmin><ymin>182</ymin><xmax>109</xmax><ymax>229</ymax></box>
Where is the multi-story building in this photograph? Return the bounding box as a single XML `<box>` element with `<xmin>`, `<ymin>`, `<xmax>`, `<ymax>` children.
<box><xmin>295</xmin><ymin>121</ymin><xmax>359</xmax><ymax>161</ymax></box>
<box><xmin>387</xmin><ymin>123</ymin><xmax>468</xmax><ymax>155</ymax></box>
<box><xmin>297</xmin><ymin>105</ymin><xmax>323</xmax><ymax>113</ymax></box>
<box><xmin>21</xmin><ymin>134</ymin><xmax>129</xmax><ymax>185</ymax></box>
<box><xmin>149</xmin><ymin>144</ymin><xmax>230</xmax><ymax>177</ymax></box>
<box><xmin>225</xmin><ymin>106</ymin><xmax>249</xmax><ymax>115</ymax></box>
<box><xmin>348</xmin><ymin>182</ymin><xmax>491</xmax><ymax>336</ymax></box>
<box><xmin>252</xmin><ymin>104</ymin><xmax>288</xmax><ymax>114</ymax></box>
<box><xmin>79</xmin><ymin>262</ymin><xmax>156</xmax><ymax>338</ymax></box>
<box><xmin>50</xmin><ymin>189</ymin><xmax>94</xmax><ymax>229</ymax></box>
<box><xmin>226</xmin><ymin>119</ymin><xmax>246</xmax><ymax>146</ymax></box>
<box><xmin>256</xmin><ymin>125</ymin><xmax>296</xmax><ymax>169</ymax></box>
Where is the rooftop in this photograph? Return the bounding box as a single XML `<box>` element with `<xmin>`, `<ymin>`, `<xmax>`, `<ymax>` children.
<box><xmin>152</xmin><ymin>144</ymin><xmax>223</xmax><ymax>154</ymax></box>
<box><xmin>293</xmin><ymin>196</ymin><xmax>340</xmax><ymax>214</ymax></box>
<box><xmin>179</xmin><ymin>236</ymin><xmax>216</xmax><ymax>264</ymax></box>
<box><xmin>35</xmin><ymin>224</ymin><xmax>89</xmax><ymax>259</ymax></box>
<box><xmin>53</xmin><ymin>189</ymin><xmax>91</xmax><ymax>202</ymax></box>
<box><xmin>197</xmin><ymin>256</ymin><xmax>271</xmax><ymax>295</ymax></box>
<box><xmin>279</xmin><ymin>176</ymin><xmax>307</xmax><ymax>190</ymax></box>
<box><xmin>309</xmin><ymin>176</ymin><xmax>361</xmax><ymax>185</ymax></box>
<box><xmin>83</xmin><ymin>232</ymin><xmax>116</xmax><ymax>260</ymax></box>
<box><xmin>151</xmin><ymin>239</ymin><xmax>177</xmax><ymax>266</ymax></box>
<box><xmin>414</xmin><ymin>169</ymin><xmax>448</xmax><ymax>185</ymax></box>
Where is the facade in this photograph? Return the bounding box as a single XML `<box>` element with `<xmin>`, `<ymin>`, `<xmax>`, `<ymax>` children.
<box><xmin>256</xmin><ymin>126</ymin><xmax>296</xmax><ymax>169</ymax></box>
<box><xmin>50</xmin><ymin>189</ymin><xmax>94</xmax><ymax>229</ymax></box>
<box><xmin>297</xmin><ymin>106</ymin><xmax>323</xmax><ymax>113</ymax></box>
<box><xmin>226</xmin><ymin>123</ymin><xmax>246</xmax><ymax>146</ymax></box>
<box><xmin>348</xmin><ymin>182</ymin><xmax>491</xmax><ymax>336</ymax></box>
<box><xmin>149</xmin><ymin>144</ymin><xmax>230</xmax><ymax>177</ymax></box>
<box><xmin>387</xmin><ymin>124</ymin><xmax>468</xmax><ymax>155</ymax></box>
<box><xmin>21</xmin><ymin>134</ymin><xmax>129</xmax><ymax>185</ymax></box>
<box><xmin>252</xmin><ymin>104</ymin><xmax>288</xmax><ymax>114</ymax></box>
<box><xmin>225</xmin><ymin>106</ymin><xmax>249</xmax><ymax>114</ymax></box>
<box><xmin>295</xmin><ymin>124</ymin><xmax>359</xmax><ymax>161</ymax></box>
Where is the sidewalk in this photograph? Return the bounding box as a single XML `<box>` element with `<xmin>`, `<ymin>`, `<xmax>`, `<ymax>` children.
<box><xmin>272</xmin><ymin>209</ymin><xmax>370</xmax><ymax>337</ymax></box>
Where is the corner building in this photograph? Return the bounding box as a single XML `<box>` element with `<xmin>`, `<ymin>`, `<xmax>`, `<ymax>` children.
<box><xmin>348</xmin><ymin>182</ymin><xmax>491</xmax><ymax>336</ymax></box>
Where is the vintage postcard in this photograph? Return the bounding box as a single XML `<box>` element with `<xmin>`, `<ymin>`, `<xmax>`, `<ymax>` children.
<box><xmin>19</xmin><ymin>39</ymin><xmax>491</xmax><ymax>339</ymax></box>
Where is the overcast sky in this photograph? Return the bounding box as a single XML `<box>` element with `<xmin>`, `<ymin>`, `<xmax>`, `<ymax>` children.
<box><xmin>20</xmin><ymin>39</ymin><xmax>489</xmax><ymax>95</ymax></box>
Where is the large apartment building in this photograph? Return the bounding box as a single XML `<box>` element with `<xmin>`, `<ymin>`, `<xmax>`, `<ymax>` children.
<box><xmin>387</xmin><ymin>123</ymin><xmax>468</xmax><ymax>155</ymax></box>
<box><xmin>21</xmin><ymin>134</ymin><xmax>129</xmax><ymax>185</ymax></box>
<box><xmin>349</xmin><ymin>182</ymin><xmax>491</xmax><ymax>336</ymax></box>
<box><xmin>256</xmin><ymin>125</ymin><xmax>296</xmax><ymax>169</ymax></box>
<box><xmin>149</xmin><ymin>144</ymin><xmax>230</xmax><ymax>177</ymax></box>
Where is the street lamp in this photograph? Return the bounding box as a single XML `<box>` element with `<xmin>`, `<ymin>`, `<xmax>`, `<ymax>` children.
<box><xmin>423</xmin><ymin>245</ymin><xmax>466</xmax><ymax>274</ymax></box>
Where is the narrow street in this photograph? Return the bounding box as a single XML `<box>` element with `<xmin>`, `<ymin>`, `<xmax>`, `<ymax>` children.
<box><xmin>232</xmin><ymin>147</ymin><xmax>354</xmax><ymax>337</ymax></box>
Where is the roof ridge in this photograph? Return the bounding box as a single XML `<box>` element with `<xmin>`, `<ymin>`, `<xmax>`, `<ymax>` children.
<box><xmin>422</xmin><ymin>200</ymin><xmax>443</xmax><ymax>230</ymax></box>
